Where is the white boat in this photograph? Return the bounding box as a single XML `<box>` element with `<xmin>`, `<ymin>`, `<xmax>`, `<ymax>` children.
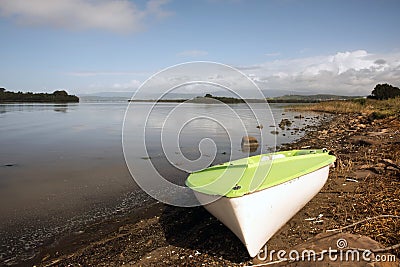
<box><xmin>186</xmin><ymin>149</ymin><xmax>336</xmax><ymax>257</ymax></box>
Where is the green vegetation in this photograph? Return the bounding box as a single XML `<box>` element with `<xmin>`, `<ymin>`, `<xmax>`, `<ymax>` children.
<box><xmin>288</xmin><ymin>98</ymin><xmax>398</xmax><ymax>116</ymax></box>
<box><xmin>0</xmin><ymin>88</ymin><xmax>79</xmax><ymax>103</ymax></box>
<box><xmin>368</xmin><ymin>83</ymin><xmax>400</xmax><ymax>100</ymax></box>
<box><xmin>128</xmin><ymin>87</ymin><xmax>400</xmax><ymax>109</ymax></box>
<box><xmin>129</xmin><ymin>94</ymin><xmax>260</xmax><ymax>104</ymax></box>
<box><xmin>199</xmin><ymin>94</ymin><xmax>245</xmax><ymax>103</ymax></box>
<box><xmin>287</xmin><ymin>83</ymin><xmax>400</xmax><ymax>118</ymax></box>
<box><xmin>267</xmin><ymin>94</ymin><xmax>361</xmax><ymax>103</ymax></box>
<box><xmin>129</xmin><ymin>93</ymin><xmax>364</xmax><ymax>104</ymax></box>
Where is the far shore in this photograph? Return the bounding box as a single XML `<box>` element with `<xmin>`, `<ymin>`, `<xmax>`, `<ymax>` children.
<box><xmin>128</xmin><ymin>95</ymin><xmax>363</xmax><ymax>104</ymax></box>
<box><xmin>0</xmin><ymin>89</ymin><xmax>79</xmax><ymax>103</ymax></box>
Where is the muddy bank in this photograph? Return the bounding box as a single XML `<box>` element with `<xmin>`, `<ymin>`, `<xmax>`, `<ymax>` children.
<box><xmin>32</xmin><ymin>113</ymin><xmax>400</xmax><ymax>266</ymax></box>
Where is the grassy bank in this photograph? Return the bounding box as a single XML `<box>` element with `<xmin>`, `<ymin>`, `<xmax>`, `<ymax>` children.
<box><xmin>287</xmin><ymin>98</ymin><xmax>400</xmax><ymax>118</ymax></box>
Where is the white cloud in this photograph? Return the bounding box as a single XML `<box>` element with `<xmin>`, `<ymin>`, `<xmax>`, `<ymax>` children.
<box><xmin>84</xmin><ymin>79</ymin><xmax>142</xmax><ymax>93</ymax></box>
<box><xmin>0</xmin><ymin>0</ymin><xmax>171</xmax><ymax>33</ymax></box>
<box><xmin>177</xmin><ymin>50</ymin><xmax>209</xmax><ymax>57</ymax></box>
<box><xmin>74</xmin><ymin>51</ymin><xmax>400</xmax><ymax>96</ymax></box>
<box><xmin>238</xmin><ymin>50</ymin><xmax>400</xmax><ymax>95</ymax></box>
<box><xmin>112</xmin><ymin>79</ymin><xmax>142</xmax><ymax>90</ymax></box>
<box><xmin>127</xmin><ymin>62</ymin><xmax>266</xmax><ymax>99</ymax></box>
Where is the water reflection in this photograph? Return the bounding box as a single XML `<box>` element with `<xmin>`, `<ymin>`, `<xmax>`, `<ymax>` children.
<box><xmin>0</xmin><ymin>101</ymin><xmax>328</xmax><ymax>265</ymax></box>
<box><xmin>241</xmin><ymin>135</ymin><xmax>259</xmax><ymax>152</ymax></box>
<box><xmin>53</xmin><ymin>104</ymin><xmax>68</xmax><ymax>113</ymax></box>
<box><xmin>0</xmin><ymin>103</ymin><xmax>75</xmax><ymax>114</ymax></box>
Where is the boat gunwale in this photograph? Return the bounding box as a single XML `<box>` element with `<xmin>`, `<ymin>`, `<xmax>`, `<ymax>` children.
<box><xmin>195</xmin><ymin>164</ymin><xmax>333</xmax><ymax>199</ymax></box>
<box><xmin>186</xmin><ymin>149</ymin><xmax>336</xmax><ymax>198</ymax></box>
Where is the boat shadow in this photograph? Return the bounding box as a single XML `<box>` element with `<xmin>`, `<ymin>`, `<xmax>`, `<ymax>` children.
<box><xmin>159</xmin><ymin>205</ymin><xmax>250</xmax><ymax>263</ymax></box>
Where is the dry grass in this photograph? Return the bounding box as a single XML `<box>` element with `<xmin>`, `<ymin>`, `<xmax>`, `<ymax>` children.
<box><xmin>279</xmin><ymin>112</ymin><xmax>400</xmax><ymax>257</ymax></box>
<box><xmin>287</xmin><ymin>98</ymin><xmax>400</xmax><ymax>117</ymax></box>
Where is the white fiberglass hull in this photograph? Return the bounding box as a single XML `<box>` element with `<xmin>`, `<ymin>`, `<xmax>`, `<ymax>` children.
<box><xmin>193</xmin><ymin>165</ymin><xmax>331</xmax><ymax>257</ymax></box>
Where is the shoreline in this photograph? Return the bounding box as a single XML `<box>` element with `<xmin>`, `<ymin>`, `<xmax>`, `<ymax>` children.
<box><xmin>0</xmin><ymin>102</ymin><xmax>324</xmax><ymax>266</ymax></box>
<box><xmin>22</xmin><ymin>112</ymin><xmax>400</xmax><ymax>266</ymax></box>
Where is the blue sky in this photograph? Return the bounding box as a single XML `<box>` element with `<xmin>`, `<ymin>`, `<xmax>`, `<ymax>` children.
<box><xmin>0</xmin><ymin>0</ymin><xmax>399</xmax><ymax>96</ymax></box>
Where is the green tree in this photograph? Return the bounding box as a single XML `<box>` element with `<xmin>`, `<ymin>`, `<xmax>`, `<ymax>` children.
<box><xmin>0</xmin><ymin>89</ymin><xmax>79</xmax><ymax>103</ymax></box>
<box><xmin>53</xmin><ymin>90</ymin><xmax>68</xmax><ymax>96</ymax></box>
<box><xmin>369</xmin><ymin>83</ymin><xmax>400</xmax><ymax>100</ymax></box>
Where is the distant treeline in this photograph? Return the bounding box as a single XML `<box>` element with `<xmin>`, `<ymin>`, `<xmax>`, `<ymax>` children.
<box><xmin>0</xmin><ymin>88</ymin><xmax>79</xmax><ymax>103</ymax></box>
<box><xmin>194</xmin><ymin>94</ymin><xmax>246</xmax><ymax>103</ymax></box>
<box><xmin>129</xmin><ymin>95</ymin><xmax>264</xmax><ymax>104</ymax></box>
<box><xmin>267</xmin><ymin>94</ymin><xmax>362</xmax><ymax>103</ymax></box>
<box><xmin>266</xmin><ymin>99</ymin><xmax>321</xmax><ymax>103</ymax></box>
<box><xmin>127</xmin><ymin>86</ymin><xmax>400</xmax><ymax>104</ymax></box>
<box><xmin>129</xmin><ymin>94</ymin><xmax>354</xmax><ymax>104</ymax></box>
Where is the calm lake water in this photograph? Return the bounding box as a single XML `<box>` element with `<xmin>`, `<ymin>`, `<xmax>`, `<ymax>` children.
<box><xmin>0</xmin><ymin>101</ymin><xmax>325</xmax><ymax>264</ymax></box>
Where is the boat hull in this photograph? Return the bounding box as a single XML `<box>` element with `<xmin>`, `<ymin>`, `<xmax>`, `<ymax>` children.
<box><xmin>193</xmin><ymin>165</ymin><xmax>331</xmax><ymax>257</ymax></box>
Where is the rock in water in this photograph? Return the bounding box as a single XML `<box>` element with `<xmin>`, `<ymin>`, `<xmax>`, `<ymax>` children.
<box><xmin>241</xmin><ymin>136</ymin><xmax>258</xmax><ymax>145</ymax></box>
<box><xmin>279</xmin><ymin>118</ymin><xmax>292</xmax><ymax>129</ymax></box>
<box><xmin>294</xmin><ymin>114</ymin><xmax>304</xmax><ymax>119</ymax></box>
<box><xmin>241</xmin><ymin>136</ymin><xmax>259</xmax><ymax>152</ymax></box>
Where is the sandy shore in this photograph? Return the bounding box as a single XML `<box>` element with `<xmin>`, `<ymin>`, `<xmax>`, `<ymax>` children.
<box><xmin>30</xmin><ymin>112</ymin><xmax>399</xmax><ymax>266</ymax></box>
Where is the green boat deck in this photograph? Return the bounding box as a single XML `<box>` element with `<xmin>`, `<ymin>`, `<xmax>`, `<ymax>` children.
<box><xmin>185</xmin><ymin>149</ymin><xmax>336</xmax><ymax>198</ymax></box>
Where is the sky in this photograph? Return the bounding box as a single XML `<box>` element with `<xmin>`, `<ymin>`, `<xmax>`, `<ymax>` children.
<box><xmin>0</xmin><ymin>0</ymin><xmax>399</xmax><ymax>96</ymax></box>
